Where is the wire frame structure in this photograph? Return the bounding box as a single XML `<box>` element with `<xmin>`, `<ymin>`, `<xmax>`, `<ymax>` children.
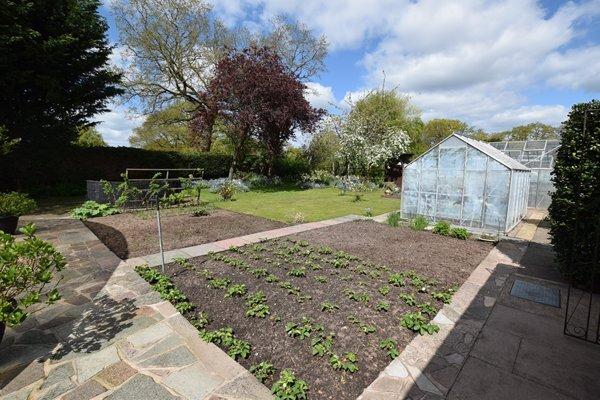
<box><xmin>401</xmin><ymin>134</ymin><xmax>531</xmax><ymax>234</ymax></box>
<box><xmin>489</xmin><ymin>140</ymin><xmax>560</xmax><ymax>209</ymax></box>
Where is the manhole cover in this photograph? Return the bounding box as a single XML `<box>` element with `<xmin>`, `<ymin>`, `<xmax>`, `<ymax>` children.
<box><xmin>510</xmin><ymin>280</ymin><xmax>560</xmax><ymax>307</ymax></box>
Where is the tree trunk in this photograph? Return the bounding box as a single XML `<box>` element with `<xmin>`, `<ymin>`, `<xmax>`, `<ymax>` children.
<box><xmin>199</xmin><ymin>128</ymin><xmax>212</xmax><ymax>152</ymax></box>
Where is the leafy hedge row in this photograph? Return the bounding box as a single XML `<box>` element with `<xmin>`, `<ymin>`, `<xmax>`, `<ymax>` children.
<box><xmin>549</xmin><ymin>99</ymin><xmax>600</xmax><ymax>284</ymax></box>
<box><xmin>0</xmin><ymin>146</ymin><xmax>233</xmax><ymax>196</ymax></box>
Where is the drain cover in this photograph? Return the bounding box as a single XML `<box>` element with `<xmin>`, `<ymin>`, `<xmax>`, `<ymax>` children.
<box><xmin>510</xmin><ymin>280</ymin><xmax>560</xmax><ymax>307</ymax></box>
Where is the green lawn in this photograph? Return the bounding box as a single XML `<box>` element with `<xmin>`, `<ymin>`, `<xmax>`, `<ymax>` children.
<box><xmin>200</xmin><ymin>185</ymin><xmax>400</xmax><ymax>222</ymax></box>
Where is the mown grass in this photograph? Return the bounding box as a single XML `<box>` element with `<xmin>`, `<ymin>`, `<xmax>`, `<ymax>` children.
<box><xmin>200</xmin><ymin>185</ymin><xmax>400</xmax><ymax>222</ymax></box>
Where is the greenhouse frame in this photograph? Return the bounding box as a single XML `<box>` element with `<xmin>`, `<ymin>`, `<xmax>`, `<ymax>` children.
<box><xmin>401</xmin><ymin>134</ymin><xmax>531</xmax><ymax>233</ymax></box>
<box><xmin>489</xmin><ymin>140</ymin><xmax>559</xmax><ymax>209</ymax></box>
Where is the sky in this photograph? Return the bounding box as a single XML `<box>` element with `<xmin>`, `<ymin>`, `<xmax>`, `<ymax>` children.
<box><xmin>96</xmin><ymin>0</ymin><xmax>600</xmax><ymax>146</ymax></box>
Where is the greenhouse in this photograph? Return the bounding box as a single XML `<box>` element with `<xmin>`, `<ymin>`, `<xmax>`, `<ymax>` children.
<box><xmin>401</xmin><ymin>134</ymin><xmax>531</xmax><ymax>233</ymax></box>
<box><xmin>489</xmin><ymin>140</ymin><xmax>559</xmax><ymax>209</ymax></box>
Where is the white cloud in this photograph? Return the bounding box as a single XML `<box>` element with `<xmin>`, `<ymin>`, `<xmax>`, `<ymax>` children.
<box><xmin>214</xmin><ymin>0</ymin><xmax>600</xmax><ymax>130</ymax></box>
<box><xmin>485</xmin><ymin>105</ymin><xmax>568</xmax><ymax>130</ymax></box>
<box><xmin>541</xmin><ymin>46</ymin><xmax>600</xmax><ymax>91</ymax></box>
<box><xmin>93</xmin><ymin>103</ymin><xmax>145</xmax><ymax>147</ymax></box>
<box><xmin>304</xmin><ymin>82</ymin><xmax>336</xmax><ymax>109</ymax></box>
<box><xmin>100</xmin><ymin>0</ymin><xmax>600</xmax><ymax>142</ymax></box>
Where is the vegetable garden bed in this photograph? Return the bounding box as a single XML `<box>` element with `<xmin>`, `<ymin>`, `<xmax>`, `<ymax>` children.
<box><xmin>137</xmin><ymin>220</ymin><xmax>492</xmax><ymax>399</ymax></box>
<box><xmin>84</xmin><ymin>209</ymin><xmax>286</xmax><ymax>259</ymax></box>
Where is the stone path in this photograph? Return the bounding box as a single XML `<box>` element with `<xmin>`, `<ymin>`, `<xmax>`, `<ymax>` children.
<box><xmin>0</xmin><ymin>216</ymin><xmax>273</xmax><ymax>400</ymax></box>
<box><xmin>360</xmin><ymin>213</ymin><xmax>600</xmax><ymax>400</ymax></box>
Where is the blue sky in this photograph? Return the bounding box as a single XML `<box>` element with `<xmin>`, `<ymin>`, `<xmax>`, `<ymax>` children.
<box><xmin>96</xmin><ymin>0</ymin><xmax>600</xmax><ymax>146</ymax></box>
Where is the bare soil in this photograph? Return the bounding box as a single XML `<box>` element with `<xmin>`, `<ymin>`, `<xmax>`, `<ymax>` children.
<box><xmin>163</xmin><ymin>220</ymin><xmax>492</xmax><ymax>400</ymax></box>
<box><xmin>84</xmin><ymin>209</ymin><xmax>286</xmax><ymax>259</ymax></box>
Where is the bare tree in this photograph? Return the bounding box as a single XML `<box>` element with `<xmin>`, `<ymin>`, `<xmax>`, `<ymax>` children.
<box><xmin>111</xmin><ymin>0</ymin><xmax>328</xmax><ymax>151</ymax></box>
<box><xmin>257</xmin><ymin>17</ymin><xmax>328</xmax><ymax>81</ymax></box>
<box><xmin>112</xmin><ymin>0</ymin><xmax>232</xmax><ymax>113</ymax></box>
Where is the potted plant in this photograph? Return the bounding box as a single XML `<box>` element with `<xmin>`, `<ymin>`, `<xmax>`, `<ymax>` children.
<box><xmin>0</xmin><ymin>224</ymin><xmax>66</xmax><ymax>343</ymax></box>
<box><xmin>0</xmin><ymin>192</ymin><xmax>37</xmax><ymax>234</ymax></box>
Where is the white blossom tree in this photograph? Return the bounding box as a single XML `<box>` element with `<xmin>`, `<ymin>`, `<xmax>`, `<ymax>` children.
<box><xmin>333</xmin><ymin>90</ymin><xmax>411</xmax><ymax>176</ymax></box>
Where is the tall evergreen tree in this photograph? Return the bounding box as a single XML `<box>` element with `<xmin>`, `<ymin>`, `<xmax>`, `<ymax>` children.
<box><xmin>0</xmin><ymin>0</ymin><xmax>122</xmax><ymax>149</ymax></box>
<box><xmin>549</xmin><ymin>100</ymin><xmax>600</xmax><ymax>284</ymax></box>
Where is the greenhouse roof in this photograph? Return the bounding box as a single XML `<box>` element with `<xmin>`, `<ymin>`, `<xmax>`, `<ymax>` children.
<box><xmin>404</xmin><ymin>134</ymin><xmax>530</xmax><ymax>171</ymax></box>
<box><xmin>488</xmin><ymin>140</ymin><xmax>560</xmax><ymax>169</ymax></box>
<box><xmin>457</xmin><ymin>135</ymin><xmax>530</xmax><ymax>171</ymax></box>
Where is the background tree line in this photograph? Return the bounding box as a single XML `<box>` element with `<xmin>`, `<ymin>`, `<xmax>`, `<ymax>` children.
<box><xmin>0</xmin><ymin>0</ymin><xmax>561</xmax><ymax>189</ymax></box>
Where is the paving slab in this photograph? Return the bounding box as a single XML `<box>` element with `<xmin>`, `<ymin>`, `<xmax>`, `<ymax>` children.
<box><xmin>138</xmin><ymin>345</ymin><xmax>196</xmax><ymax>369</ymax></box>
<box><xmin>470</xmin><ymin>326</ymin><xmax>521</xmax><ymax>371</ymax></box>
<box><xmin>163</xmin><ymin>363</ymin><xmax>221</xmax><ymax>399</ymax></box>
<box><xmin>74</xmin><ymin>345</ymin><xmax>120</xmax><ymax>383</ymax></box>
<box><xmin>94</xmin><ymin>361</ymin><xmax>137</xmax><ymax>388</ymax></box>
<box><xmin>448</xmin><ymin>357</ymin><xmax>568</xmax><ymax>400</ymax></box>
<box><xmin>61</xmin><ymin>379</ymin><xmax>107</xmax><ymax>400</ymax></box>
<box><xmin>104</xmin><ymin>374</ymin><xmax>180</xmax><ymax>400</ymax></box>
<box><xmin>513</xmin><ymin>337</ymin><xmax>600</xmax><ymax>400</ymax></box>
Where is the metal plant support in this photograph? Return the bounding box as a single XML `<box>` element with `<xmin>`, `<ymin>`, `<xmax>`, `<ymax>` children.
<box><xmin>563</xmin><ymin>108</ymin><xmax>600</xmax><ymax>345</ymax></box>
<box><xmin>123</xmin><ymin>168</ymin><xmax>204</xmax><ymax>273</ymax></box>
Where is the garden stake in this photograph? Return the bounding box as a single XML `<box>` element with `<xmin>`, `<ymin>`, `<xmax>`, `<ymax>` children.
<box><xmin>156</xmin><ymin>200</ymin><xmax>166</xmax><ymax>273</ymax></box>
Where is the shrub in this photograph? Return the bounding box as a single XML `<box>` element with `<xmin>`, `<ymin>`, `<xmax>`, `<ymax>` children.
<box><xmin>351</xmin><ymin>193</ymin><xmax>363</xmax><ymax>202</ymax></box>
<box><xmin>300</xmin><ymin>170</ymin><xmax>335</xmax><ymax>186</ymax></box>
<box><xmin>549</xmin><ymin>100</ymin><xmax>600</xmax><ymax>284</ymax></box>
<box><xmin>450</xmin><ymin>227</ymin><xmax>470</xmax><ymax>240</ymax></box>
<box><xmin>0</xmin><ymin>192</ymin><xmax>36</xmax><ymax>217</ymax></box>
<box><xmin>217</xmin><ymin>181</ymin><xmax>236</xmax><ymax>201</ymax></box>
<box><xmin>71</xmin><ymin>201</ymin><xmax>120</xmax><ymax>220</ymax></box>
<box><xmin>273</xmin><ymin>154</ymin><xmax>310</xmax><ymax>180</ymax></box>
<box><xmin>161</xmin><ymin>191</ymin><xmax>188</xmax><ymax>207</ymax></box>
<box><xmin>271</xmin><ymin>369</ymin><xmax>309</xmax><ymax>400</ymax></box>
<box><xmin>383</xmin><ymin>182</ymin><xmax>401</xmax><ymax>196</ymax></box>
<box><xmin>192</xmin><ymin>207</ymin><xmax>210</xmax><ymax>217</ymax></box>
<box><xmin>237</xmin><ymin>172</ymin><xmax>282</xmax><ymax>188</ymax></box>
<box><xmin>410</xmin><ymin>216</ymin><xmax>428</xmax><ymax>231</ymax></box>
<box><xmin>335</xmin><ymin>176</ymin><xmax>377</xmax><ymax>194</ymax></box>
<box><xmin>386</xmin><ymin>211</ymin><xmax>401</xmax><ymax>227</ymax></box>
<box><xmin>363</xmin><ymin>208</ymin><xmax>373</xmax><ymax>217</ymax></box>
<box><xmin>206</xmin><ymin>178</ymin><xmax>250</xmax><ymax>193</ymax></box>
<box><xmin>432</xmin><ymin>221</ymin><xmax>451</xmax><ymax>236</ymax></box>
<box><xmin>1</xmin><ymin>224</ymin><xmax>66</xmax><ymax>327</ymax></box>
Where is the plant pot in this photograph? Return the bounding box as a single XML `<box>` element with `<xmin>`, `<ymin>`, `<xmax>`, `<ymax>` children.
<box><xmin>0</xmin><ymin>215</ymin><xmax>19</xmax><ymax>235</ymax></box>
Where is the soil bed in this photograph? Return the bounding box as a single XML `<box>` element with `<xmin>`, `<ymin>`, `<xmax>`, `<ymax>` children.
<box><xmin>85</xmin><ymin>209</ymin><xmax>286</xmax><ymax>259</ymax></box>
<box><xmin>162</xmin><ymin>220</ymin><xmax>493</xmax><ymax>399</ymax></box>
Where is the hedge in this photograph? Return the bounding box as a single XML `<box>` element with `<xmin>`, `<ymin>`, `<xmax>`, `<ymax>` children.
<box><xmin>548</xmin><ymin>99</ymin><xmax>600</xmax><ymax>284</ymax></box>
<box><xmin>0</xmin><ymin>146</ymin><xmax>233</xmax><ymax>196</ymax></box>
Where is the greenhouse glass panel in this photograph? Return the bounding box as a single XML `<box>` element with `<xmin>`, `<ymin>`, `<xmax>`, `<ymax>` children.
<box><xmin>401</xmin><ymin>134</ymin><xmax>531</xmax><ymax>234</ymax></box>
<box><xmin>488</xmin><ymin>139</ymin><xmax>560</xmax><ymax>209</ymax></box>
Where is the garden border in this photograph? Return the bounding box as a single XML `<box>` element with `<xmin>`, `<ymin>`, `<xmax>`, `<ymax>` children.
<box><xmin>125</xmin><ymin>215</ymin><xmax>364</xmax><ymax>267</ymax></box>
